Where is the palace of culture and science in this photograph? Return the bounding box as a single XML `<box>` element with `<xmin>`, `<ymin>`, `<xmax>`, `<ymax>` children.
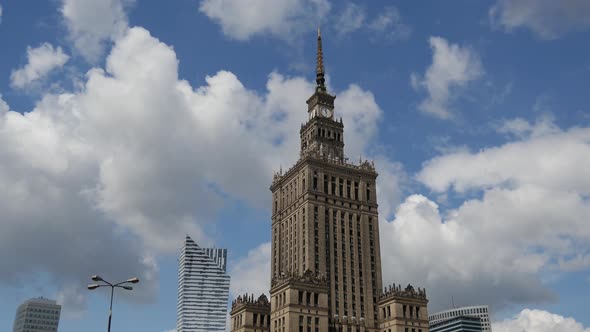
<box><xmin>230</xmin><ymin>32</ymin><xmax>430</xmax><ymax>332</ymax></box>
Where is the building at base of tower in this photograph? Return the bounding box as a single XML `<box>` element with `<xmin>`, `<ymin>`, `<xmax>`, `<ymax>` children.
<box><xmin>378</xmin><ymin>284</ymin><xmax>429</xmax><ymax>332</ymax></box>
<box><xmin>230</xmin><ymin>294</ymin><xmax>271</xmax><ymax>332</ymax></box>
<box><xmin>269</xmin><ymin>270</ymin><xmax>330</xmax><ymax>332</ymax></box>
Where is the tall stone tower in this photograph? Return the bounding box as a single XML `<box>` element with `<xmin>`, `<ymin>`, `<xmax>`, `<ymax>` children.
<box><xmin>269</xmin><ymin>29</ymin><xmax>383</xmax><ymax>332</ymax></box>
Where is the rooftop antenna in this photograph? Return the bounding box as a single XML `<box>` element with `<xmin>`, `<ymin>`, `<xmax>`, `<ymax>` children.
<box><xmin>451</xmin><ymin>296</ymin><xmax>456</xmax><ymax>309</ymax></box>
<box><xmin>315</xmin><ymin>26</ymin><xmax>326</xmax><ymax>92</ymax></box>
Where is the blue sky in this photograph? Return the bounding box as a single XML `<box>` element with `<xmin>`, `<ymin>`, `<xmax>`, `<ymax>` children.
<box><xmin>1</xmin><ymin>1</ymin><xmax>590</xmax><ymax>331</ymax></box>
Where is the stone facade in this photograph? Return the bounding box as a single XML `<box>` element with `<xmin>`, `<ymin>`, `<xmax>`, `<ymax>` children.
<box><xmin>378</xmin><ymin>285</ymin><xmax>429</xmax><ymax>332</ymax></box>
<box><xmin>231</xmin><ymin>294</ymin><xmax>271</xmax><ymax>332</ymax></box>
<box><xmin>269</xmin><ymin>29</ymin><xmax>382</xmax><ymax>332</ymax></box>
<box><xmin>231</xmin><ymin>31</ymin><xmax>429</xmax><ymax>332</ymax></box>
<box><xmin>270</xmin><ymin>270</ymin><xmax>330</xmax><ymax>332</ymax></box>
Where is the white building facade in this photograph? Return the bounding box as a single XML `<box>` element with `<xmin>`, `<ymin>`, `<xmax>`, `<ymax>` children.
<box><xmin>176</xmin><ymin>236</ymin><xmax>230</xmax><ymax>332</ymax></box>
<box><xmin>429</xmin><ymin>305</ymin><xmax>492</xmax><ymax>332</ymax></box>
<box><xmin>12</xmin><ymin>297</ymin><xmax>61</xmax><ymax>332</ymax></box>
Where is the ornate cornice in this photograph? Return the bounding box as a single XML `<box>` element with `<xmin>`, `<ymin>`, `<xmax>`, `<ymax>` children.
<box><xmin>271</xmin><ymin>154</ymin><xmax>377</xmax><ymax>189</ymax></box>
<box><xmin>231</xmin><ymin>293</ymin><xmax>270</xmax><ymax>311</ymax></box>
<box><xmin>380</xmin><ymin>284</ymin><xmax>428</xmax><ymax>301</ymax></box>
<box><xmin>270</xmin><ymin>269</ymin><xmax>328</xmax><ymax>289</ymax></box>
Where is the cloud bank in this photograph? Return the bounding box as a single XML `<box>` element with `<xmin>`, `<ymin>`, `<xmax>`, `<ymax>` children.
<box><xmin>490</xmin><ymin>0</ymin><xmax>590</xmax><ymax>40</ymax></box>
<box><xmin>378</xmin><ymin>118</ymin><xmax>590</xmax><ymax>312</ymax></box>
<box><xmin>199</xmin><ymin>0</ymin><xmax>331</xmax><ymax>41</ymax></box>
<box><xmin>495</xmin><ymin>309</ymin><xmax>590</xmax><ymax>332</ymax></box>
<box><xmin>0</xmin><ymin>24</ymin><xmax>388</xmax><ymax>314</ymax></box>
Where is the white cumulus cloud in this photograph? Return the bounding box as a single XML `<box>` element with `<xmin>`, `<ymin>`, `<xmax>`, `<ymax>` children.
<box><xmin>229</xmin><ymin>242</ymin><xmax>271</xmax><ymax>297</ymax></box>
<box><xmin>380</xmin><ymin>117</ymin><xmax>590</xmax><ymax>312</ymax></box>
<box><xmin>10</xmin><ymin>43</ymin><xmax>70</xmax><ymax>89</ymax></box>
<box><xmin>495</xmin><ymin>309</ymin><xmax>590</xmax><ymax>332</ymax></box>
<box><xmin>411</xmin><ymin>37</ymin><xmax>483</xmax><ymax>119</ymax></box>
<box><xmin>199</xmin><ymin>0</ymin><xmax>331</xmax><ymax>41</ymax></box>
<box><xmin>60</xmin><ymin>0</ymin><xmax>130</xmax><ymax>62</ymax></box>
<box><xmin>0</xmin><ymin>94</ymin><xmax>9</xmax><ymax>113</ymax></box>
<box><xmin>490</xmin><ymin>0</ymin><xmax>590</xmax><ymax>40</ymax></box>
<box><xmin>417</xmin><ymin>119</ymin><xmax>590</xmax><ymax>194</ymax></box>
<box><xmin>0</xmin><ymin>25</ymin><xmax>388</xmax><ymax>314</ymax></box>
<box><xmin>379</xmin><ymin>192</ymin><xmax>563</xmax><ymax>312</ymax></box>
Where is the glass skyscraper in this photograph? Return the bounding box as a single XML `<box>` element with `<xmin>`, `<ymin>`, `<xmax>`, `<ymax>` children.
<box><xmin>176</xmin><ymin>235</ymin><xmax>230</xmax><ymax>332</ymax></box>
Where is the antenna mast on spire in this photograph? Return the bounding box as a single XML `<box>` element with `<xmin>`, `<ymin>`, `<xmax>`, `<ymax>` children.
<box><xmin>316</xmin><ymin>27</ymin><xmax>326</xmax><ymax>92</ymax></box>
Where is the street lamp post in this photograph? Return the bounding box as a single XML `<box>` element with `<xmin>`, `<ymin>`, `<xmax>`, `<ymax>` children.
<box><xmin>88</xmin><ymin>275</ymin><xmax>139</xmax><ymax>332</ymax></box>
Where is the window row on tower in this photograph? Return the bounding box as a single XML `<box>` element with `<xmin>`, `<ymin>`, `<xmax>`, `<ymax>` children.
<box><xmin>273</xmin><ymin>170</ymin><xmax>375</xmax><ymax>216</ymax></box>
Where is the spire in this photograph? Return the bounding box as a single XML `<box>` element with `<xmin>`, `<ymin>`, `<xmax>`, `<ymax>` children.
<box><xmin>316</xmin><ymin>27</ymin><xmax>326</xmax><ymax>92</ymax></box>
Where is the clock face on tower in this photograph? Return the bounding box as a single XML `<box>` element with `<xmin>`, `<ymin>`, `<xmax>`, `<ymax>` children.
<box><xmin>320</xmin><ymin>106</ymin><xmax>331</xmax><ymax>118</ymax></box>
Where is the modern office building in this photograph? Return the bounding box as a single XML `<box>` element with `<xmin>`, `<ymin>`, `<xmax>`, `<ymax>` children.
<box><xmin>12</xmin><ymin>297</ymin><xmax>61</xmax><ymax>332</ymax></box>
<box><xmin>429</xmin><ymin>306</ymin><xmax>491</xmax><ymax>332</ymax></box>
<box><xmin>429</xmin><ymin>315</ymin><xmax>482</xmax><ymax>332</ymax></box>
<box><xmin>176</xmin><ymin>235</ymin><xmax>231</xmax><ymax>332</ymax></box>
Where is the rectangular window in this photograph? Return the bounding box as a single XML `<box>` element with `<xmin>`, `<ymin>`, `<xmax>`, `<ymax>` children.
<box><xmin>346</xmin><ymin>180</ymin><xmax>351</xmax><ymax>198</ymax></box>
<box><xmin>313</xmin><ymin>173</ymin><xmax>318</xmax><ymax>190</ymax></box>
<box><xmin>331</xmin><ymin>176</ymin><xmax>336</xmax><ymax>195</ymax></box>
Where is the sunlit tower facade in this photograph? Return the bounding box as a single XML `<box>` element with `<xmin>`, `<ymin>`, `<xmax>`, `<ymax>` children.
<box><xmin>269</xmin><ymin>30</ymin><xmax>383</xmax><ymax>332</ymax></box>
